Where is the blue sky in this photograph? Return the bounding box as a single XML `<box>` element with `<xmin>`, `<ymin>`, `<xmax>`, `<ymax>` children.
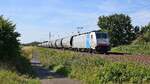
<box><xmin>0</xmin><ymin>0</ymin><xmax>150</xmax><ymax>43</ymax></box>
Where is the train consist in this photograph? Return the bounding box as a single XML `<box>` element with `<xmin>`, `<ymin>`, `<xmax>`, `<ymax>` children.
<box><xmin>39</xmin><ymin>31</ymin><xmax>111</xmax><ymax>53</ymax></box>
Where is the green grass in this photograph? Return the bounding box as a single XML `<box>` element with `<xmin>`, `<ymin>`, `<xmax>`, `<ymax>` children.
<box><xmin>0</xmin><ymin>62</ymin><xmax>40</xmax><ymax>84</ymax></box>
<box><xmin>111</xmin><ymin>43</ymin><xmax>150</xmax><ymax>55</ymax></box>
<box><xmin>0</xmin><ymin>70</ymin><xmax>40</xmax><ymax>84</ymax></box>
<box><xmin>37</xmin><ymin>47</ymin><xmax>150</xmax><ymax>84</ymax></box>
<box><xmin>22</xmin><ymin>46</ymin><xmax>34</xmax><ymax>60</ymax></box>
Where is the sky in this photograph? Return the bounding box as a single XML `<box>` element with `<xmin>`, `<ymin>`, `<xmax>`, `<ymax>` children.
<box><xmin>0</xmin><ymin>0</ymin><xmax>150</xmax><ymax>43</ymax></box>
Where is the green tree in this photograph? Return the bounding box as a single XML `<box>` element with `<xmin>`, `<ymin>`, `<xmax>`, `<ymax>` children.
<box><xmin>0</xmin><ymin>16</ymin><xmax>35</xmax><ymax>75</ymax></box>
<box><xmin>141</xmin><ymin>23</ymin><xmax>150</xmax><ymax>34</ymax></box>
<box><xmin>140</xmin><ymin>23</ymin><xmax>150</xmax><ymax>42</ymax></box>
<box><xmin>133</xmin><ymin>26</ymin><xmax>140</xmax><ymax>38</ymax></box>
<box><xmin>0</xmin><ymin>15</ymin><xmax>20</xmax><ymax>61</ymax></box>
<box><xmin>134</xmin><ymin>26</ymin><xmax>140</xmax><ymax>33</ymax></box>
<box><xmin>98</xmin><ymin>14</ymin><xmax>135</xmax><ymax>47</ymax></box>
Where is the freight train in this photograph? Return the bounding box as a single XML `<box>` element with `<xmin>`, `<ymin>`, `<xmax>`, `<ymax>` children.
<box><xmin>38</xmin><ymin>31</ymin><xmax>111</xmax><ymax>53</ymax></box>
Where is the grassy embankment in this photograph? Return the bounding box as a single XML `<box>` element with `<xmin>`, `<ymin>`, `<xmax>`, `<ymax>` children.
<box><xmin>111</xmin><ymin>42</ymin><xmax>150</xmax><ymax>55</ymax></box>
<box><xmin>0</xmin><ymin>46</ymin><xmax>40</xmax><ymax>84</ymax></box>
<box><xmin>112</xmin><ymin>28</ymin><xmax>150</xmax><ymax>55</ymax></box>
<box><xmin>37</xmin><ymin>47</ymin><xmax>150</xmax><ymax>84</ymax></box>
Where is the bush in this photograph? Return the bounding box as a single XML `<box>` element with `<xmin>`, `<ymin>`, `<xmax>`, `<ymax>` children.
<box><xmin>100</xmin><ymin>62</ymin><xmax>150</xmax><ymax>83</ymax></box>
<box><xmin>133</xmin><ymin>23</ymin><xmax>150</xmax><ymax>44</ymax></box>
<box><xmin>14</xmin><ymin>55</ymin><xmax>36</xmax><ymax>76</ymax></box>
<box><xmin>0</xmin><ymin>16</ymin><xmax>35</xmax><ymax>76</ymax></box>
<box><xmin>70</xmin><ymin>56</ymin><xmax>103</xmax><ymax>84</ymax></box>
<box><xmin>38</xmin><ymin>48</ymin><xmax>150</xmax><ymax>84</ymax></box>
<box><xmin>53</xmin><ymin>64</ymin><xmax>71</xmax><ymax>76</ymax></box>
<box><xmin>0</xmin><ymin>16</ymin><xmax>20</xmax><ymax>61</ymax></box>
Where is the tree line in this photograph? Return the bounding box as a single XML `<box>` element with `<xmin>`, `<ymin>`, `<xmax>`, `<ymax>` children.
<box><xmin>98</xmin><ymin>13</ymin><xmax>150</xmax><ymax>47</ymax></box>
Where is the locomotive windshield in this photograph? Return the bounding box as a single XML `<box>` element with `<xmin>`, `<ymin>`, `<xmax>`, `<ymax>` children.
<box><xmin>96</xmin><ymin>32</ymin><xmax>108</xmax><ymax>39</ymax></box>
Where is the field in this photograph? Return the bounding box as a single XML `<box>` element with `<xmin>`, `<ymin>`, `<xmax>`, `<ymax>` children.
<box><xmin>37</xmin><ymin>47</ymin><xmax>150</xmax><ymax>84</ymax></box>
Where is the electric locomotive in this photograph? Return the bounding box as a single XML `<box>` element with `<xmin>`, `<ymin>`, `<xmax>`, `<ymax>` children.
<box><xmin>39</xmin><ymin>31</ymin><xmax>110</xmax><ymax>53</ymax></box>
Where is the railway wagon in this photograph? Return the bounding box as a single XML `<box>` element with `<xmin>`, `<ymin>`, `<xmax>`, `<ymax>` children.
<box><xmin>45</xmin><ymin>42</ymin><xmax>49</xmax><ymax>48</ymax></box>
<box><xmin>72</xmin><ymin>31</ymin><xmax>110</xmax><ymax>52</ymax></box>
<box><xmin>48</xmin><ymin>41</ymin><xmax>52</xmax><ymax>48</ymax></box>
<box><xmin>49</xmin><ymin>41</ymin><xmax>53</xmax><ymax>48</ymax></box>
<box><xmin>39</xmin><ymin>42</ymin><xmax>49</xmax><ymax>47</ymax></box>
<box><xmin>38</xmin><ymin>44</ymin><xmax>42</xmax><ymax>47</ymax></box>
<box><xmin>61</xmin><ymin>36</ymin><xmax>73</xmax><ymax>49</ymax></box>
<box><xmin>55</xmin><ymin>39</ymin><xmax>63</xmax><ymax>48</ymax></box>
<box><xmin>50</xmin><ymin>41</ymin><xmax>53</xmax><ymax>47</ymax></box>
<box><xmin>41</xmin><ymin>42</ymin><xmax>45</xmax><ymax>47</ymax></box>
<box><xmin>51</xmin><ymin>40</ymin><xmax>56</xmax><ymax>48</ymax></box>
<box><xmin>42</xmin><ymin>43</ymin><xmax>45</xmax><ymax>47</ymax></box>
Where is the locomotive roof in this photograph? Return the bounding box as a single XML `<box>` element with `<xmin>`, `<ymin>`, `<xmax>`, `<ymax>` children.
<box><xmin>73</xmin><ymin>30</ymin><xmax>107</xmax><ymax>36</ymax></box>
<box><xmin>42</xmin><ymin>30</ymin><xmax>108</xmax><ymax>43</ymax></box>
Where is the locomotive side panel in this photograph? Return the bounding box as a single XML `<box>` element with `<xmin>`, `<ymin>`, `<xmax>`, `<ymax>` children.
<box><xmin>72</xmin><ymin>34</ymin><xmax>90</xmax><ymax>49</ymax></box>
<box><xmin>85</xmin><ymin>34</ymin><xmax>91</xmax><ymax>48</ymax></box>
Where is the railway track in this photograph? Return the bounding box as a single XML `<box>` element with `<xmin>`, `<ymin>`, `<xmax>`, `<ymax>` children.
<box><xmin>47</xmin><ymin>48</ymin><xmax>129</xmax><ymax>56</ymax></box>
<box><xmin>39</xmin><ymin>47</ymin><xmax>150</xmax><ymax>65</ymax></box>
<box><xmin>103</xmin><ymin>52</ymin><xmax>129</xmax><ymax>55</ymax></box>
